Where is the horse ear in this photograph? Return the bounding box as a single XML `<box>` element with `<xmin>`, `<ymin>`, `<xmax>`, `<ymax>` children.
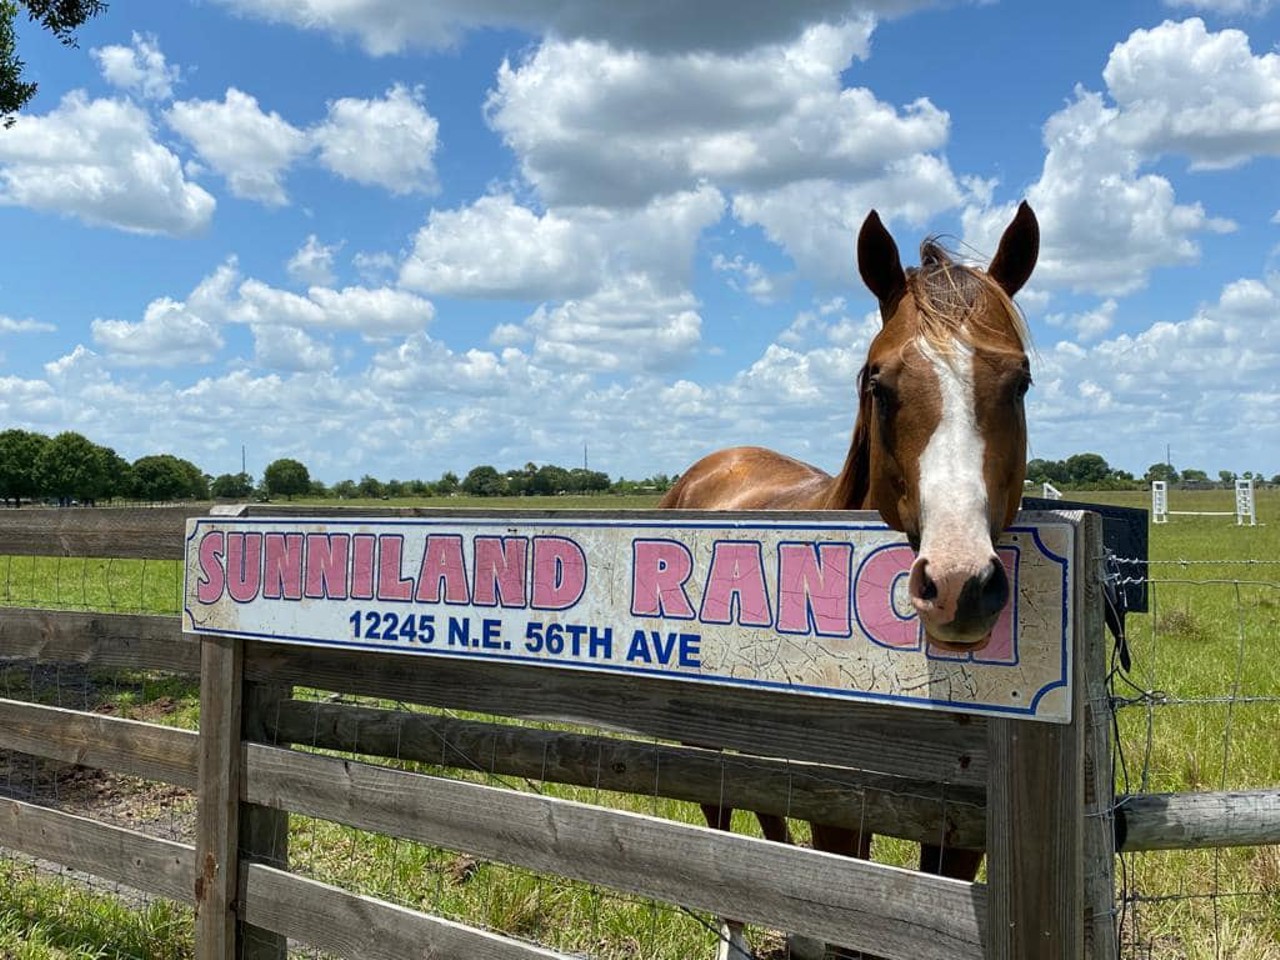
<box><xmin>857</xmin><ymin>210</ymin><xmax>906</xmax><ymax>308</ymax></box>
<box><xmin>987</xmin><ymin>201</ymin><xmax>1039</xmax><ymax>297</ymax></box>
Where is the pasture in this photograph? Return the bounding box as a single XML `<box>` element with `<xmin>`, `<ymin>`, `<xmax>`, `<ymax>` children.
<box><xmin>0</xmin><ymin>488</ymin><xmax>1276</xmax><ymax>959</ymax></box>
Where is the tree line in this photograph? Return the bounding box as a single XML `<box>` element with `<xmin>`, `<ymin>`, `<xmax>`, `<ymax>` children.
<box><xmin>1</xmin><ymin>428</ymin><xmax>1272</xmax><ymax>507</ymax></box>
<box><xmin>0</xmin><ymin>429</ymin><xmax>675</xmax><ymax>505</ymax></box>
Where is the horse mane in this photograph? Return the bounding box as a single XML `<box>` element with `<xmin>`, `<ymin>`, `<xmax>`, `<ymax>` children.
<box><xmin>906</xmin><ymin>239</ymin><xmax>1032</xmax><ymax>355</ymax></box>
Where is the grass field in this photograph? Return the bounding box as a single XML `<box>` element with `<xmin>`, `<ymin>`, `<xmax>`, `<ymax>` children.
<box><xmin>0</xmin><ymin>489</ymin><xmax>1277</xmax><ymax>958</ymax></box>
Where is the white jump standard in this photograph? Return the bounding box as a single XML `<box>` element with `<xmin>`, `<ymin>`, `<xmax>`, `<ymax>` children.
<box><xmin>1151</xmin><ymin>478</ymin><xmax>1256</xmax><ymax>526</ymax></box>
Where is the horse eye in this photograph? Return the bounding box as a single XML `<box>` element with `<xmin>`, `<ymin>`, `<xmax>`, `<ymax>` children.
<box><xmin>1015</xmin><ymin>374</ymin><xmax>1032</xmax><ymax>400</ymax></box>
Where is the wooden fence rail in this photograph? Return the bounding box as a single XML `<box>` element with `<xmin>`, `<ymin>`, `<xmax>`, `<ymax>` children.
<box><xmin>0</xmin><ymin>504</ymin><xmax>1259</xmax><ymax>958</ymax></box>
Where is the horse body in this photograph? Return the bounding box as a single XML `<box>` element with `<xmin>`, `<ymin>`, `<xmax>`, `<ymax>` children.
<box><xmin>659</xmin><ymin>202</ymin><xmax>1039</xmax><ymax>959</ymax></box>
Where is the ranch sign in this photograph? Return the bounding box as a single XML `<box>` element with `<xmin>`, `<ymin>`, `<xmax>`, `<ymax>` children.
<box><xmin>183</xmin><ymin>513</ymin><xmax>1074</xmax><ymax>722</ymax></box>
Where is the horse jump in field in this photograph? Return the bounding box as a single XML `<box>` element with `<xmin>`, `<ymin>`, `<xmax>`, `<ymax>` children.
<box><xmin>661</xmin><ymin>202</ymin><xmax>1040</xmax><ymax>960</ymax></box>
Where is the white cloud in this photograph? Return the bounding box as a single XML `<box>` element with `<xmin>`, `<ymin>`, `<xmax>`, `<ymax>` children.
<box><xmin>711</xmin><ymin>254</ymin><xmax>778</xmax><ymax>302</ymax></box>
<box><xmin>252</xmin><ymin>325</ymin><xmax>335</xmax><ymax>371</ymax></box>
<box><xmin>400</xmin><ymin>186</ymin><xmax>725</xmax><ymax>300</ymax></box>
<box><xmin>166</xmin><ymin>88</ymin><xmax>308</xmax><ymax>206</ymax></box>
<box><xmin>91</xmin><ymin>297</ymin><xmax>225</xmax><ymax>366</ymax></box>
<box><xmin>485</xmin><ymin>20</ymin><xmax>952</xmax><ymax>206</ymax></box>
<box><xmin>0</xmin><ymin>92</ymin><xmax>214</xmax><ymax>235</ymax></box>
<box><xmin>1044</xmin><ymin>298</ymin><xmax>1119</xmax><ymax>343</ymax></box>
<box><xmin>312</xmin><ymin>84</ymin><xmax>440</xmax><ymax>194</ymax></box>
<box><xmin>1162</xmin><ymin>0</ymin><xmax>1277</xmax><ymax>15</ymax></box>
<box><xmin>964</xmin><ymin>89</ymin><xmax>1230</xmax><ymax>297</ymax></box>
<box><xmin>1103</xmin><ymin>18</ymin><xmax>1280</xmax><ymax>168</ymax></box>
<box><xmin>211</xmin><ymin>0</ymin><xmax>933</xmax><ymax>57</ymax></box>
<box><xmin>0</xmin><ymin>315</ymin><xmax>56</xmax><ymax>334</ymax></box>
<box><xmin>92</xmin><ymin>33</ymin><xmax>180</xmax><ymax>101</ymax></box>
<box><xmin>287</xmin><ymin>235</ymin><xmax>341</xmax><ymax>286</ymax></box>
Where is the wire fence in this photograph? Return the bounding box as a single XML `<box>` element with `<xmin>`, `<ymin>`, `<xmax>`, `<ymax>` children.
<box><xmin>1107</xmin><ymin>553</ymin><xmax>1280</xmax><ymax>960</ymax></box>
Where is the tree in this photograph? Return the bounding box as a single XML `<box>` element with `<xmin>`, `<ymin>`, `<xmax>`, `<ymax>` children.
<box><xmin>462</xmin><ymin>465</ymin><xmax>505</xmax><ymax>497</ymax></box>
<box><xmin>211</xmin><ymin>472</ymin><xmax>254</xmax><ymax>499</ymax></box>
<box><xmin>36</xmin><ymin>431</ymin><xmax>111</xmax><ymax>503</ymax></box>
<box><xmin>1181</xmin><ymin>469</ymin><xmax>1209</xmax><ymax>483</ymax></box>
<box><xmin>0</xmin><ymin>428</ymin><xmax>49</xmax><ymax>505</ymax></box>
<box><xmin>131</xmin><ymin>454</ymin><xmax>207</xmax><ymax>501</ymax></box>
<box><xmin>262</xmin><ymin>458</ymin><xmax>310</xmax><ymax>500</ymax></box>
<box><xmin>435</xmin><ymin>471</ymin><xmax>459</xmax><ymax>496</ymax></box>
<box><xmin>1064</xmin><ymin>453</ymin><xmax>1111</xmax><ymax>485</ymax></box>
<box><xmin>332</xmin><ymin>479</ymin><xmax>357</xmax><ymax>499</ymax></box>
<box><xmin>356</xmin><ymin>474</ymin><xmax>384</xmax><ymax>499</ymax></box>
<box><xmin>2</xmin><ymin>0</ymin><xmax>108</xmax><ymax>127</ymax></box>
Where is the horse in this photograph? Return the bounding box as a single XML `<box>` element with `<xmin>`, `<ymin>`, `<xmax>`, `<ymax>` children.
<box><xmin>660</xmin><ymin>202</ymin><xmax>1039</xmax><ymax>960</ymax></box>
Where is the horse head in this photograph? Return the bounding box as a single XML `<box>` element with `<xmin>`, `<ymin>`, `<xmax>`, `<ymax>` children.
<box><xmin>854</xmin><ymin>202</ymin><xmax>1039</xmax><ymax>651</ymax></box>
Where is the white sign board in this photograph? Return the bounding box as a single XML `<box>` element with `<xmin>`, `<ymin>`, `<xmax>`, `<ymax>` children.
<box><xmin>183</xmin><ymin>513</ymin><xmax>1074</xmax><ymax>723</ymax></box>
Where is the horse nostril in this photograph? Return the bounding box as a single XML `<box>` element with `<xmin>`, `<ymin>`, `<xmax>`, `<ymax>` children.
<box><xmin>918</xmin><ymin>564</ymin><xmax>938</xmax><ymax>602</ymax></box>
<box><xmin>978</xmin><ymin>559</ymin><xmax>1009</xmax><ymax>618</ymax></box>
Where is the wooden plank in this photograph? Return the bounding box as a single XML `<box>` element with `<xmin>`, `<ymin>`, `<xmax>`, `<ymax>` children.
<box><xmin>1116</xmin><ymin>789</ymin><xmax>1280</xmax><ymax>851</ymax></box>
<box><xmin>0</xmin><ymin>697</ymin><xmax>197</xmax><ymax>788</ymax></box>
<box><xmin>245</xmin><ymin>642</ymin><xmax>987</xmax><ymax>786</ymax></box>
<box><xmin>1078</xmin><ymin>512</ymin><xmax>1118</xmax><ymax>960</ymax></box>
<box><xmin>194</xmin><ymin>634</ymin><xmax>244</xmax><ymax>960</ymax></box>
<box><xmin>243</xmin><ymin>742</ymin><xmax>986</xmax><ymax>960</ymax></box>
<box><xmin>273</xmin><ymin>699</ymin><xmax>988</xmax><ymax>848</ymax></box>
<box><xmin>0</xmin><ymin>608</ymin><xmax>197</xmax><ymax>674</ymax></box>
<box><xmin>0</xmin><ymin>505</ymin><xmax>208</xmax><ymax>559</ymax></box>
<box><xmin>0</xmin><ymin>796</ymin><xmax>194</xmax><ymax>904</ymax></box>
<box><xmin>986</xmin><ymin>513</ymin><xmax>1085</xmax><ymax>960</ymax></box>
<box><xmin>239</xmin><ymin>681</ymin><xmax>291</xmax><ymax>960</ymax></box>
<box><xmin>241</xmin><ymin>863</ymin><xmax>578</xmax><ymax>960</ymax></box>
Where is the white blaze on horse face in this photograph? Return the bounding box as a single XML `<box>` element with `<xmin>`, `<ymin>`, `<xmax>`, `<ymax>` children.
<box><xmin>913</xmin><ymin>338</ymin><xmax>997</xmax><ymax>619</ymax></box>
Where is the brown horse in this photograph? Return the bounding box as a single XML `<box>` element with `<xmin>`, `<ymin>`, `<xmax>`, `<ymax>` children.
<box><xmin>660</xmin><ymin>202</ymin><xmax>1039</xmax><ymax>959</ymax></box>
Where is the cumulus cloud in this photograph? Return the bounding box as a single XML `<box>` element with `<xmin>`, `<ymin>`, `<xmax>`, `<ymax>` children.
<box><xmin>287</xmin><ymin>235</ymin><xmax>341</xmax><ymax>287</ymax></box>
<box><xmin>312</xmin><ymin>84</ymin><xmax>440</xmax><ymax>194</ymax></box>
<box><xmin>1044</xmin><ymin>298</ymin><xmax>1119</xmax><ymax>342</ymax></box>
<box><xmin>400</xmin><ymin>186</ymin><xmax>724</xmax><ymax>300</ymax></box>
<box><xmin>252</xmin><ymin>325</ymin><xmax>336</xmax><ymax>372</ymax></box>
<box><xmin>166</xmin><ymin>88</ymin><xmax>308</xmax><ymax>206</ymax></box>
<box><xmin>0</xmin><ymin>92</ymin><xmax>215</xmax><ymax>235</ymax></box>
<box><xmin>0</xmin><ymin>316</ymin><xmax>56</xmax><ymax>334</ymax></box>
<box><xmin>1103</xmin><ymin>18</ymin><xmax>1280</xmax><ymax>168</ymax></box>
<box><xmin>210</xmin><ymin>0</ymin><xmax>934</xmax><ymax>57</ymax></box>
<box><xmin>91</xmin><ymin>297</ymin><xmax>225</xmax><ymax>366</ymax></box>
<box><xmin>92</xmin><ymin>33</ymin><xmax>181</xmax><ymax>100</ymax></box>
<box><xmin>712</xmin><ymin>254</ymin><xmax>778</xmax><ymax>303</ymax></box>
<box><xmin>484</xmin><ymin>20</ymin><xmax>953</xmax><ymax>206</ymax></box>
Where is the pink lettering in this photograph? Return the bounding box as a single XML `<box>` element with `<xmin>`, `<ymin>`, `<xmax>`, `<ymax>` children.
<box><xmin>351</xmin><ymin>534</ymin><xmax>376</xmax><ymax>600</ymax></box>
<box><xmin>415</xmin><ymin>534</ymin><xmax>469</xmax><ymax>604</ymax></box>
<box><xmin>196</xmin><ymin>531</ymin><xmax>225</xmax><ymax>604</ymax></box>
<box><xmin>630</xmin><ymin>539</ymin><xmax>695</xmax><ymax>618</ymax></box>
<box><xmin>530</xmin><ymin>537</ymin><xmax>586</xmax><ymax>610</ymax></box>
<box><xmin>262</xmin><ymin>533</ymin><xmax>304</xmax><ymax>600</ymax></box>
<box><xmin>377</xmin><ymin>535</ymin><xmax>414</xmax><ymax>602</ymax></box>
<box><xmin>473</xmin><ymin>536</ymin><xmax>528</xmax><ymax>607</ymax></box>
<box><xmin>699</xmin><ymin>541</ymin><xmax>772</xmax><ymax>627</ymax></box>
<box><xmin>304</xmin><ymin>534</ymin><xmax>349</xmax><ymax>599</ymax></box>
<box><xmin>776</xmin><ymin>542</ymin><xmax>853</xmax><ymax>636</ymax></box>
<box><xmin>854</xmin><ymin>544</ymin><xmax>921</xmax><ymax>650</ymax></box>
<box><xmin>226</xmin><ymin>532</ymin><xmax>263</xmax><ymax>603</ymax></box>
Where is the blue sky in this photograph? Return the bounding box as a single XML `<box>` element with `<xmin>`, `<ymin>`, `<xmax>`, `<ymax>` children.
<box><xmin>1</xmin><ymin>0</ymin><xmax>1277</xmax><ymax>484</ymax></box>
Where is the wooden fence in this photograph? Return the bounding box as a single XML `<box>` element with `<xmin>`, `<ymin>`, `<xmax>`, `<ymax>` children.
<box><xmin>0</xmin><ymin>504</ymin><xmax>1269</xmax><ymax>959</ymax></box>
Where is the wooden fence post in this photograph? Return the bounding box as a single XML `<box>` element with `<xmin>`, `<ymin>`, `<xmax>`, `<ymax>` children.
<box><xmin>195</xmin><ymin>633</ymin><xmax>244</xmax><ymax>960</ymax></box>
<box><xmin>985</xmin><ymin>510</ymin><xmax>1093</xmax><ymax>958</ymax></box>
<box><xmin>240</xmin><ymin>675</ymin><xmax>292</xmax><ymax>960</ymax></box>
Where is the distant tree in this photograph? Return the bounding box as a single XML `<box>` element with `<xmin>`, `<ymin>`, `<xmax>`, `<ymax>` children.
<box><xmin>131</xmin><ymin>454</ymin><xmax>207</xmax><ymax>501</ymax></box>
<box><xmin>332</xmin><ymin>479</ymin><xmax>357</xmax><ymax>499</ymax></box>
<box><xmin>462</xmin><ymin>465</ymin><xmax>505</xmax><ymax>497</ymax></box>
<box><xmin>211</xmin><ymin>472</ymin><xmax>254</xmax><ymax>499</ymax></box>
<box><xmin>2</xmin><ymin>0</ymin><xmax>109</xmax><ymax>127</ymax></box>
<box><xmin>308</xmin><ymin>479</ymin><xmax>329</xmax><ymax>497</ymax></box>
<box><xmin>1181</xmin><ymin>469</ymin><xmax>1209</xmax><ymax>483</ymax></box>
<box><xmin>36</xmin><ymin>431</ymin><xmax>111</xmax><ymax>503</ymax></box>
<box><xmin>568</xmin><ymin>467</ymin><xmax>611</xmax><ymax>493</ymax></box>
<box><xmin>384</xmin><ymin>479</ymin><xmax>405</xmax><ymax>498</ymax></box>
<box><xmin>1242</xmin><ymin>470</ymin><xmax>1255</xmax><ymax>480</ymax></box>
<box><xmin>406</xmin><ymin>479</ymin><xmax>431</xmax><ymax>497</ymax></box>
<box><xmin>1145</xmin><ymin>463</ymin><xmax>1179</xmax><ymax>483</ymax></box>
<box><xmin>1064</xmin><ymin>453</ymin><xmax>1111</xmax><ymax>486</ymax></box>
<box><xmin>435</xmin><ymin>471</ymin><xmax>459</xmax><ymax>496</ymax></box>
<box><xmin>356</xmin><ymin>474</ymin><xmax>384</xmax><ymax>499</ymax></box>
<box><xmin>0</xmin><ymin>428</ymin><xmax>49</xmax><ymax>505</ymax></box>
<box><xmin>1218</xmin><ymin>470</ymin><xmax>1236</xmax><ymax>484</ymax></box>
<box><xmin>263</xmin><ymin>458</ymin><xmax>310</xmax><ymax>500</ymax></box>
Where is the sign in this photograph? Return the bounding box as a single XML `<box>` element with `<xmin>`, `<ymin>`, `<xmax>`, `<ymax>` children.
<box><xmin>183</xmin><ymin>512</ymin><xmax>1074</xmax><ymax>722</ymax></box>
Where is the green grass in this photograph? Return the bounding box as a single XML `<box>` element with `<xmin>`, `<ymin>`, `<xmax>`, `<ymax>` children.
<box><xmin>1</xmin><ymin>489</ymin><xmax>1277</xmax><ymax>958</ymax></box>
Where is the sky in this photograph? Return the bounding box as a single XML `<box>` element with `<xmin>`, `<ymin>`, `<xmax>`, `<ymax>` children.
<box><xmin>1</xmin><ymin>0</ymin><xmax>1278</xmax><ymax>486</ymax></box>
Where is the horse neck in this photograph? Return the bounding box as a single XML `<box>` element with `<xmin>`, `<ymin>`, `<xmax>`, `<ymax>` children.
<box><xmin>821</xmin><ymin>414</ymin><xmax>871</xmax><ymax>510</ymax></box>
